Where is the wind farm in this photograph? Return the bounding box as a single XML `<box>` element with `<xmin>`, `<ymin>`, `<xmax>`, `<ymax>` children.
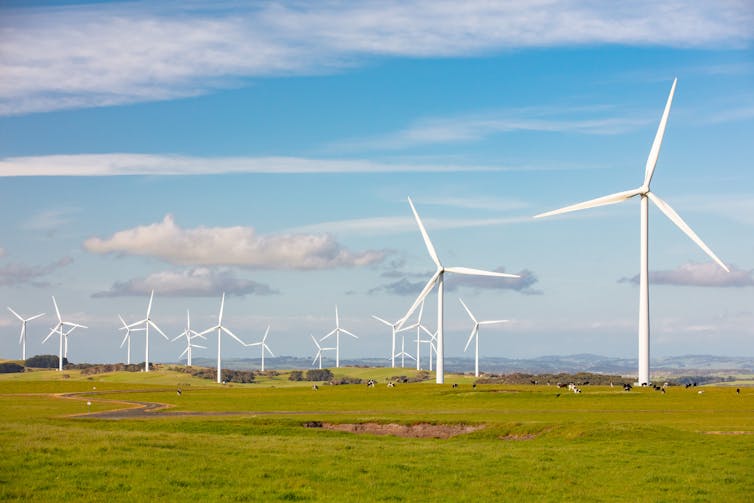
<box><xmin>1</xmin><ymin>2</ymin><xmax>752</xmax><ymax>501</ymax></box>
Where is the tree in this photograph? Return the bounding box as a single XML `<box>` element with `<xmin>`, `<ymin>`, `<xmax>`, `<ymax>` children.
<box><xmin>25</xmin><ymin>355</ymin><xmax>68</xmax><ymax>368</ymax></box>
<box><xmin>305</xmin><ymin>369</ymin><xmax>333</xmax><ymax>381</ymax></box>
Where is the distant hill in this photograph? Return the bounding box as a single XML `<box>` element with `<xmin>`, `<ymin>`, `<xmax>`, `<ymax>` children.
<box><xmin>190</xmin><ymin>354</ymin><xmax>754</xmax><ymax>376</ymax></box>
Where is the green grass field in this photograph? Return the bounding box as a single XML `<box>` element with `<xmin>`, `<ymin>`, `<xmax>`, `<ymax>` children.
<box><xmin>1</xmin><ymin>367</ymin><xmax>752</xmax><ymax>502</ymax></box>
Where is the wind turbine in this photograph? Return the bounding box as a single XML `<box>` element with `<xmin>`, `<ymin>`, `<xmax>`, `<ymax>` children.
<box><xmin>320</xmin><ymin>305</ymin><xmax>357</xmax><ymax>368</ymax></box>
<box><xmin>118</xmin><ymin>315</ymin><xmax>144</xmax><ymax>365</ymax></box>
<box><xmin>7</xmin><ymin>307</ymin><xmax>44</xmax><ymax>360</ymax></box>
<box><xmin>43</xmin><ymin>296</ymin><xmax>87</xmax><ymax>371</ymax></box>
<box><xmin>198</xmin><ymin>293</ymin><xmax>248</xmax><ymax>383</ymax></box>
<box><xmin>397</xmin><ymin>197</ymin><xmax>520</xmax><ymax>384</ymax></box>
<box><xmin>126</xmin><ymin>290</ymin><xmax>168</xmax><ymax>372</ymax></box>
<box><xmin>171</xmin><ymin>310</ymin><xmax>205</xmax><ymax>367</ymax></box>
<box><xmin>372</xmin><ymin>314</ymin><xmax>401</xmax><ymax>368</ymax></box>
<box><xmin>459</xmin><ymin>298</ymin><xmax>509</xmax><ymax>377</ymax></box>
<box><xmin>246</xmin><ymin>325</ymin><xmax>274</xmax><ymax>371</ymax></box>
<box><xmin>534</xmin><ymin>78</ymin><xmax>728</xmax><ymax>385</ymax></box>
<box><xmin>395</xmin><ymin>333</ymin><xmax>416</xmax><ymax>368</ymax></box>
<box><xmin>418</xmin><ymin>325</ymin><xmax>437</xmax><ymax>372</ymax></box>
<box><xmin>311</xmin><ymin>334</ymin><xmax>335</xmax><ymax>369</ymax></box>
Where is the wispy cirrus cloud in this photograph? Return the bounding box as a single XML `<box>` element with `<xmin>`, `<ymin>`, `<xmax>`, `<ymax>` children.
<box><xmin>92</xmin><ymin>267</ymin><xmax>278</xmax><ymax>298</ymax></box>
<box><xmin>0</xmin><ymin>256</ymin><xmax>73</xmax><ymax>287</ymax></box>
<box><xmin>84</xmin><ymin>214</ymin><xmax>386</xmax><ymax>270</ymax></box>
<box><xmin>370</xmin><ymin>267</ymin><xmax>541</xmax><ymax>295</ymax></box>
<box><xmin>332</xmin><ymin>107</ymin><xmax>655</xmax><ymax>151</ymax></box>
<box><xmin>2</xmin><ymin>1</ymin><xmax>752</xmax><ymax>115</ymax></box>
<box><xmin>618</xmin><ymin>262</ymin><xmax>754</xmax><ymax>287</ymax></box>
<box><xmin>0</xmin><ymin>153</ymin><xmax>507</xmax><ymax>177</ymax></box>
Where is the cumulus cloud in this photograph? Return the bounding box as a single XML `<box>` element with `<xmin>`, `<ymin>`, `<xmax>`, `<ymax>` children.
<box><xmin>370</xmin><ymin>267</ymin><xmax>541</xmax><ymax>295</ymax></box>
<box><xmin>618</xmin><ymin>262</ymin><xmax>754</xmax><ymax>287</ymax></box>
<box><xmin>1</xmin><ymin>1</ymin><xmax>752</xmax><ymax>115</ymax></box>
<box><xmin>83</xmin><ymin>214</ymin><xmax>386</xmax><ymax>269</ymax></box>
<box><xmin>0</xmin><ymin>256</ymin><xmax>73</xmax><ymax>287</ymax></box>
<box><xmin>92</xmin><ymin>267</ymin><xmax>278</xmax><ymax>298</ymax></box>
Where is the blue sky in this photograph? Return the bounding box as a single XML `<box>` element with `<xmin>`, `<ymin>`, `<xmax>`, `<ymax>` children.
<box><xmin>1</xmin><ymin>1</ymin><xmax>752</xmax><ymax>367</ymax></box>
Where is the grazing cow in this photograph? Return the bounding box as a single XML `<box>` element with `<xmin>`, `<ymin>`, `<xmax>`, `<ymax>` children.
<box><xmin>472</xmin><ymin>383</ymin><xmax>477</xmax><ymax>389</ymax></box>
<box><xmin>555</xmin><ymin>393</ymin><xmax>561</xmax><ymax>398</ymax></box>
<box><xmin>176</xmin><ymin>389</ymin><xmax>182</xmax><ymax>396</ymax></box>
<box><xmin>623</xmin><ymin>384</ymin><xmax>632</xmax><ymax>391</ymax></box>
<box><xmin>698</xmin><ymin>390</ymin><xmax>704</xmax><ymax>394</ymax></box>
<box><xmin>452</xmin><ymin>383</ymin><xmax>458</xmax><ymax>388</ymax></box>
<box><xmin>312</xmin><ymin>384</ymin><xmax>319</xmax><ymax>391</ymax></box>
<box><xmin>736</xmin><ymin>388</ymin><xmax>740</xmax><ymax>395</ymax></box>
<box><xmin>387</xmin><ymin>382</ymin><xmax>395</xmax><ymax>388</ymax></box>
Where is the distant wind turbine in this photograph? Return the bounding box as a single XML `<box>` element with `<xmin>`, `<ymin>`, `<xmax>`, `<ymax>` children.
<box><xmin>395</xmin><ymin>334</ymin><xmax>416</xmax><ymax>369</ymax></box>
<box><xmin>199</xmin><ymin>293</ymin><xmax>248</xmax><ymax>383</ymax></box>
<box><xmin>246</xmin><ymin>325</ymin><xmax>274</xmax><ymax>371</ymax></box>
<box><xmin>534</xmin><ymin>78</ymin><xmax>728</xmax><ymax>385</ymax></box>
<box><xmin>320</xmin><ymin>306</ymin><xmax>357</xmax><ymax>368</ymax></box>
<box><xmin>172</xmin><ymin>310</ymin><xmax>206</xmax><ymax>367</ymax></box>
<box><xmin>118</xmin><ymin>314</ymin><xmax>144</xmax><ymax>365</ymax></box>
<box><xmin>397</xmin><ymin>197</ymin><xmax>519</xmax><ymax>384</ymax></box>
<box><xmin>459</xmin><ymin>298</ymin><xmax>509</xmax><ymax>377</ymax></box>
<box><xmin>125</xmin><ymin>290</ymin><xmax>169</xmax><ymax>372</ymax></box>
<box><xmin>43</xmin><ymin>296</ymin><xmax>86</xmax><ymax>371</ymax></box>
<box><xmin>7</xmin><ymin>307</ymin><xmax>44</xmax><ymax>361</ymax></box>
<box><xmin>311</xmin><ymin>334</ymin><xmax>335</xmax><ymax>369</ymax></box>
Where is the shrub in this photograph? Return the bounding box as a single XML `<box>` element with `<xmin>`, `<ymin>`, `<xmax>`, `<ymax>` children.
<box><xmin>0</xmin><ymin>362</ymin><xmax>24</xmax><ymax>373</ymax></box>
<box><xmin>289</xmin><ymin>370</ymin><xmax>304</xmax><ymax>381</ymax></box>
<box><xmin>25</xmin><ymin>355</ymin><xmax>67</xmax><ymax>368</ymax></box>
<box><xmin>305</xmin><ymin>369</ymin><xmax>333</xmax><ymax>381</ymax></box>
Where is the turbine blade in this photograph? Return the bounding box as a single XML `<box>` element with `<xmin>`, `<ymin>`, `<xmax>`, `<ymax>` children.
<box><xmin>397</xmin><ymin>270</ymin><xmax>441</xmax><ymax>330</ymax></box>
<box><xmin>264</xmin><ymin>345</ymin><xmax>274</xmax><ymax>357</ymax></box>
<box><xmin>27</xmin><ymin>313</ymin><xmax>45</xmax><ymax>321</ymax></box>
<box><xmin>149</xmin><ymin>320</ymin><xmax>169</xmax><ymax>340</ymax></box>
<box><xmin>372</xmin><ymin>315</ymin><xmax>392</xmax><ymax>327</ymax></box>
<box><xmin>222</xmin><ymin>326</ymin><xmax>245</xmax><ymax>346</ymax></box>
<box><xmin>147</xmin><ymin>290</ymin><xmax>154</xmax><ymax>317</ymax></box>
<box><xmin>417</xmin><ymin>300</ymin><xmax>425</xmax><ymax>323</ymax></box>
<box><xmin>120</xmin><ymin>333</ymin><xmax>129</xmax><ymax>348</ymax></box>
<box><xmin>311</xmin><ymin>335</ymin><xmax>322</xmax><ymax>350</ymax></box>
<box><xmin>118</xmin><ymin>314</ymin><xmax>127</xmax><ymax>328</ymax></box>
<box><xmin>171</xmin><ymin>332</ymin><xmax>184</xmax><ymax>342</ymax></box>
<box><xmin>128</xmin><ymin>318</ymin><xmax>148</xmax><ymax>328</ymax></box>
<box><xmin>43</xmin><ymin>325</ymin><xmax>60</xmax><ymax>343</ymax></box>
<box><xmin>464</xmin><ymin>327</ymin><xmax>476</xmax><ymax>352</ymax></box>
<box><xmin>218</xmin><ymin>293</ymin><xmax>225</xmax><ymax>323</ymax></box>
<box><xmin>479</xmin><ymin>319</ymin><xmax>509</xmax><ymax>325</ymax></box>
<box><xmin>198</xmin><ymin>326</ymin><xmax>219</xmax><ymax>337</ymax></box>
<box><xmin>644</xmin><ymin>78</ymin><xmax>677</xmax><ymax>188</ymax></box>
<box><xmin>534</xmin><ymin>188</ymin><xmax>642</xmax><ymax>219</ymax></box>
<box><xmin>445</xmin><ymin>266</ymin><xmax>519</xmax><ymax>278</ymax></box>
<box><xmin>320</xmin><ymin>328</ymin><xmax>337</xmax><ymax>342</ymax></box>
<box><xmin>263</xmin><ymin>325</ymin><xmax>270</xmax><ymax>342</ymax></box>
<box><xmin>192</xmin><ymin>344</ymin><xmax>207</xmax><ymax>350</ymax></box>
<box><xmin>312</xmin><ymin>353</ymin><xmax>320</xmax><ymax>366</ymax></box>
<box><xmin>179</xmin><ymin>347</ymin><xmax>189</xmax><ymax>358</ymax></box>
<box><xmin>458</xmin><ymin>298</ymin><xmax>476</xmax><ymax>322</ymax></box>
<box><xmin>19</xmin><ymin>325</ymin><xmax>26</xmax><ymax>344</ymax></box>
<box><xmin>7</xmin><ymin>307</ymin><xmax>23</xmax><ymax>321</ymax></box>
<box><xmin>408</xmin><ymin>196</ymin><xmax>442</xmax><ymax>268</ymax></box>
<box><xmin>52</xmin><ymin>296</ymin><xmax>61</xmax><ymax>321</ymax></box>
<box><xmin>648</xmin><ymin>192</ymin><xmax>729</xmax><ymax>272</ymax></box>
<box><xmin>246</xmin><ymin>342</ymin><xmax>262</xmax><ymax>347</ymax></box>
<box><xmin>341</xmin><ymin>328</ymin><xmax>358</xmax><ymax>339</ymax></box>
<box><xmin>420</xmin><ymin>325</ymin><xmax>435</xmax><ymax>338</ymax></box>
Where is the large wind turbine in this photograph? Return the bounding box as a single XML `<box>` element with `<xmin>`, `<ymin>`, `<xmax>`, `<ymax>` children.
<box><xmin>534</xmin><ymin>78</ymin><xmax>728</xmax><ymax>385</ymax></box>
<box><xmin>44</xmin><ymin>296</ymin><xmax>87</xmax><ymax>371</ymax></box>
<box><xmin>7</xmin><ymin>307</ymin><xmax>44</xmax><ymax>360</ymax></box>
<box><xmin>320</xmin><ymin>305</ymin><xmax>357</xmax><ymax>368</ymax></box>
<box><xmin>118</xmin><ymin>315</ymin><xmax>144</xmax><ymax>365</ymax></box>
<box><xmin>199</xmin><ymin>293</ymin><xmax>248</xmax><ymax>383</ymax></box>
<box><xmin>246</xmin><ymin>325</ymin><xmax>274</xmax><ymax>371</ymax></box>
<box><xmin>397</xmin><ymin>197</ymin><xmax>520</xmax><ymax>384</ymax></box>
<box><xmin>171</xmin><ymin>310</ymin><xmax>205</xmax><ymax>367</ymax></box>
<box><xmin>311</xmin><ymin>334</ymin><xmax>335</xmax><ymax>370</ymax></box>
<box><xmin>126</xmin><ymin>290</ymin><xmax>168</xmax><ymax>372</ymax></box>
<box><xmin>459</xmin><ymin>298</ymin><xmax>509</xmax><ymax>377</ymax></box>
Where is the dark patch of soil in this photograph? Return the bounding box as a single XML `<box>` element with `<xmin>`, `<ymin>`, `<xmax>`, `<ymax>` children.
<box><xmin>499</xmin><ymin>433</ymin><xmax>537</xmax><ymax>441</ymax></box>
<box><xmin>320</xmin><ymin>422</ymin><xmax>483</xmax><ymax>438</ymax></box>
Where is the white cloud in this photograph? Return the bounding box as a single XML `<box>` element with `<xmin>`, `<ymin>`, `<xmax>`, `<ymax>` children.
<box><xmin>334</xmin><ymin>107</ymin><xmax>654</xmax><ymax>151</ymax></box>
<box><xmin>23</xmin><ymin>207</ymin><xmax>80</xmax><ymax>232</ymax></box>
<box><xmin>83</xmin><ymin>214</ymin><xmax>386</xmax><ymax>269</ymax></box>
<box><xmin>92</xmin><ymin>267</ymin><xmax>278</xmax><ymax>298</ymax></box>
<box><xmin>619</xmin><ymin>262</ymin><xmax>754</xmax><ymax>287</ymax></box>
<box><xmin>0</xmin><ymin>153</ymin><xmax>506</xmax><ymax>177</ymax></box>
<box><xmin>2</xmin><ymin>1</ymin><xmax>751</xmax><ymax>115</ymax></box>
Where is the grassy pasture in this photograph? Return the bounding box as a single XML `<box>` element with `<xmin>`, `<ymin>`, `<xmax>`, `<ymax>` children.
<box><xmin>1</xmin><ymin>368</ymin><xmax>752</xmax><ymax>502</ymax></box>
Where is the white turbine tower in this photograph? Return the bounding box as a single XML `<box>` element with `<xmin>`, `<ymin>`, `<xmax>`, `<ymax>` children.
<box><xmin>534</xmin><ymin>78</ymin><xmax>728</xmax><ymax>385</ymax></box>
<box><xmin>418</xmin><ymin>326</ymin><xmax>437</xmax><ymax>372</ymax></box>
<box><xmin>246</xmin><ymin>326</ymin><xmax>274</xmax><ymax>371</ymax></box>
<box><xmin>199</xmin><ymin>293</ymin><xmax>248</xmax><ymax>383</ymax></box>
<box><xmin>311</xmin><ymin>334</ymin><xmax>335</xmax><ymax>369</ymax></box>
<box><xmin>126</xmin><ymin>290</ymin><xmax>168</xmax><ymax>372</ymax></box>
<box><xmin>320</xmin><ymin>305</ymin><xmax>357</xmax><ymax>368</ymax></box>
<box><xmin>118</xmin><ymin>315</ymin><xmax>144</xmax><ymax>365</ymax></box>
<box><xmin>171</xmin><ymin>310</ymin><xmax>206</xmax><ymax>367</ymax></box>
<box><xmin>7</xmin><ymin>307</ymin><xmax>44</xmax><ymax>361</ymax></box>
<box><xmin>459</xmin><ymin>298</ymin><xmax>509</xmax><ymax>377</ymax></box>
<box><xmin>43</xmin><ymin>296</ymin><xmax>87</xmax><ymax>371</ymax></box>
<box><xmin>397</xmin><ymin>197</ymin><xmax>520</xmax><ymax>384</ymax></box>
